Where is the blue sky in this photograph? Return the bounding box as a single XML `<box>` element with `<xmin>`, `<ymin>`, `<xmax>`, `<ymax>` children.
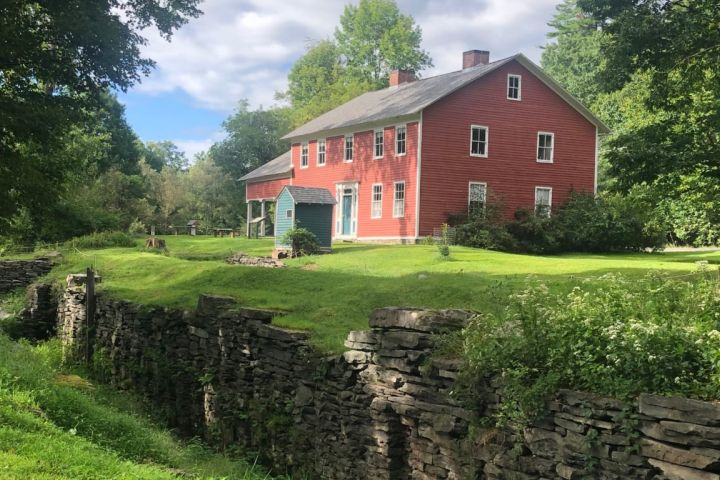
<box><xmin>120</xmin><ymin>0</ymin><xmax>561</xmax><ymax>159</ymax></box>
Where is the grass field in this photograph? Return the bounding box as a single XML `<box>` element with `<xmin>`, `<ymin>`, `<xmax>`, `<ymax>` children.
<box><xmin>0</xmin><ymin>333</ymin><xmax>278</xmax><ymax>480</ymax></box>
<box><xmin>45</xmin><ymin>235</ymin><xmax>720</xmax><ymax>352</ymax></box>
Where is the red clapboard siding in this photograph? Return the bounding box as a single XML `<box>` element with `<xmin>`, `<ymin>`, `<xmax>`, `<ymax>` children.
<box><xmin>246</xmin><ymin>178</ymin><xmax>291</xmax><ymax>201</ymax></box>
<box><xmin>418</xmin><ymin>59</ymin><xmax>597</xmax><ymax>236</ymax></box>
<box><xmin>291</xmin><ymin>122</ymin><xmax>419</xmax><ymax>239</ymax></box>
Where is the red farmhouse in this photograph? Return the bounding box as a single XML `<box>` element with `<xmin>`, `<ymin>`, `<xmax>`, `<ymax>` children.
<box><xmin>241</xmin><ymin>50</ymin><xmax>609</xmax><ymax>242</ymax></box>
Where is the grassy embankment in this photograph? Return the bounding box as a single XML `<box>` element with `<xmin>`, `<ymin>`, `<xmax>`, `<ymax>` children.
<box><xmin>46</xmin><ymin>235</ymin><xmax>719</xmax><ymax>352</ymax></box>
<box><xmin>0</xmin><ymin>329</ymin><xmax>279</xmax><ymax>479</ymax></box>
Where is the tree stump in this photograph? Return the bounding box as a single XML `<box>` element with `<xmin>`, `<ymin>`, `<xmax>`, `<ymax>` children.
<box><xmin>145</xmin><ymin>237</ymin><xmax>166</xmax><ymax>250</ymax></box>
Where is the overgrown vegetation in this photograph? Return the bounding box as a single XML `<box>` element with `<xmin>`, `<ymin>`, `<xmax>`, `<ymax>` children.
<box><xmin>66</xmin><ymin>231</ymin><xmax>137</xmax><ymax>250</ymax></box>
<box><xmin>455</xmin><ymin>191</ymin><xmax>664</xmax><ymax>254</ymax></box>
<box><xmin>0</xmin><ymin>332</ymin><xmax>278</xmax><ymax>479</ymax></box>
<box><xmin>456</xmin><ymin>272</ymin><xmax>720</xmax><ymax>425</ymax></box>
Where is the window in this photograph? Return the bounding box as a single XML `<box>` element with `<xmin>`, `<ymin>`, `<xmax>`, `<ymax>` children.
<box><xmin>507</xmin><ymin>74</ymin><xmax>521</xmax><ymax>100</ymax></box>
<box><xmin>300</xmin><ymin>142</ymin><xmax>309</xmax><ymax>168</ymax></box>
<box><xmin>468</xmin><ymin>182</ymin><xmax>487</xmax><ymax>217</ymax></box>
<box><xmin>374</xmin><ymin>129</ymin><xmax>384</xmax><ymax>158</ymax></box>
<box><xmin>344</xmin><ymin>135</ymin><xmax>353</xmax><ymax>162</ymax></box>
<box><xmin>535</xmin><ymin>186</ymin><xmax>552</xmax><ymax>216</ymax></box>
<box><xmin>537</xmin><ymin>132</ymin><xmax>554</xmax><ymax>163</ymax></box>
<box><xmin>286</xmin><ymin>209</ymin><xmax>293</xmax><ymax>219</ymax></box>
<box><xmin>393</xmin><ymin>181</ymin><xmax>405</xmax><ymax>218</ymax></box>
<box><xmin>371</xmin><ymin>184</ymin><xmax>383</xmax><ymax>219</ymax></box>
<box><xmin>470</xmin><ymin>125</ymin><xmax>488</xmax><ymax>157</ymax></box>
<box><xmin>395</xmin><ymin>125</ymin><xmax>406</xmax><ymax>156</ymax></box>
<box><xmin>317</xmin><ymin>139</ymin><xmax>326</xmax><ymax>166</ymax></box>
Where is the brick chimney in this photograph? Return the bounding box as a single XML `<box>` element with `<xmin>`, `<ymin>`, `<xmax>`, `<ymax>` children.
<box><xmin>389</xmin><ymin>69</ymin><xmax>416</xmax><ymax>86</ymax></box>
<box><xmin>463</xmin><ymin>50</ymin><xmax>490</xmax><ymax>69</ymax></box>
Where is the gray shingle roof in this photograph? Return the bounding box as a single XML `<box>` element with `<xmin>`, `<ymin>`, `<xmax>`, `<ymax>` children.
<box><xmin>284</xmin><ymin>186</ymin><xmax>336</xmax><ymax>205</ymax></box>
<box><xmin>238</xmin><ymin>150</ymin><xmax>292</xmax><ymax>182</ymax></box>
<box><xmin>282</xmin><ymin>54</ymin><xmax>609</xmax><ymax>140</ymax></box>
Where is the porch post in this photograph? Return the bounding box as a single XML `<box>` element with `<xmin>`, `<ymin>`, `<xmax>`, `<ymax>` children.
<box><xmin>260</xmin><ymin>200</ymin><xmax>266</xmax><ymax>237</ymax></box>
<box><xmin>246</xmin><ymin>201</ymin><xmax>252</xmax><ymax>237</ymax></box>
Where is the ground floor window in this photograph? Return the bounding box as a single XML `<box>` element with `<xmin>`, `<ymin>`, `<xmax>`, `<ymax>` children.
<box><xmin>535</xmin><ymin>186</ymin><xmax>552</xmax><ymax>216</ymax></box>
<box><xmin>468</xmin><ymin>182</ymin><xmax>487</xmax><ymax>217</ymax></box>
<box><xmin>393</xmin><ymin>181</ymin><xmax>405</xmax><ymax>218</ymax></box>
<box><xmin>371</xmin><ymin>184</ymin><xmax>382</xmax><ymax>218</ymax></box>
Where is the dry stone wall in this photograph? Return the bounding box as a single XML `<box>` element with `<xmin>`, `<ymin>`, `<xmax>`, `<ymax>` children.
<box><xmin>0</xmin><ymin>258</ymin><xmax>53</xmax><ymax>293</ymax></box>
<box><xmin>56</xmin><ymin>277</ymin><xmax>720</xmax><ymax>479</ymax></box>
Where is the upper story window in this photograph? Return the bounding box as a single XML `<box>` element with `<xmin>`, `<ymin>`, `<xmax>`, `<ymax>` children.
<box><xmin>300</xmin><ymin>142</ymin><xmax>309</xmax><ymax>168</ymax></box>
<box><xmin>537</xmin><ymin>132</ymin><xmax>554</xmax><ymax>163</ymax></box>
<box><xmin>371</xmin><ymin>184</ymin><xmax>383</xmax><ymax>219</ymax></box>
<box><xmin>395</xmin><ymin>125</ymin><xmax>406</xmax><ymax>156</ymax></box>
<box><xmin>535</xmin><ymin>186</ymin><xmax>552</xmax><ymax>216</ymax></box>
<box><xmin>317</xmin><ymin>139</ymin><xmax>326</xmax><ymax>166</ymax></box>
<box><xmin>468</xmin><ymin>182</ymin><xmax>487</xmax><ymax>217</ymax></box>
<box><xmin>470</xmin><ymin>125</ymin><xmax>488</xmax><ymax>157</ymax></box>
<box><xmin>374</xmin><ymin>129</ymin><xmax>384</xmax><ymax>159</ymax></box>
<box><xmin>393</xmin><ymin>181</ymin><xmax>405</xmax><ymax>218</ymax></box>
<box><xmin>344</xmin><ymin>135</ymin><xmax>353</xmax><ymax>162</ymax></box>
<box><xmin>508</xmin><ymin>74</ymin><xmax>521</xmax><ymax>100</ymax></box>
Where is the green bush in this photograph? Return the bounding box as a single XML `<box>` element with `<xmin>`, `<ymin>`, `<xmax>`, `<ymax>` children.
<box><xmin>281</xmin><ymin>227</ymin><xmax>320</xmax><ymax>257</ymax></box>
<box><xmin>454</xmin><ymin>191</ymin><xmax>665</xmax><ymax>254</ymax></box>
<box><xmin>458</xmin><ymin>274</ymin><xmax>720</xmax><ymax>425</ymax></box>
<box><xmin>67</xmin><ymin>231</ymin><xmax>136</xmax><ymax>250</ymax></box>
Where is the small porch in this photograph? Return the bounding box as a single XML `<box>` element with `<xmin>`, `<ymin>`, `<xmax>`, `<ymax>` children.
<box><xmin>245</xmin><ymin>199</ymin><xmax>276</xmax><ymax>238</ymax></box>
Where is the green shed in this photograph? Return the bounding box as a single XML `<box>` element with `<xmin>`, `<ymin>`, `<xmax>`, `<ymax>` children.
<box><xmin>275</xmin><ymin>186</ymin><xmax>336</xmax><ymax>251</ymax></box>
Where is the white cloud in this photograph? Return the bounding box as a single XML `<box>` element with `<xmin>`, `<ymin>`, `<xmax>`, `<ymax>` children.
<box><xmin>136</xmin><ymin>0</ymin><xmax>560</xmax><ymax>112</ymax></box>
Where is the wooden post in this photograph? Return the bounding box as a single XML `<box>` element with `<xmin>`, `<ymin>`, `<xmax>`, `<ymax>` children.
<box><xmin>85</xmin><ymin>267</ymin><xmax>96</xmax><ymax>363</ymax></box>
<box><xmin>246</xmin><ymin>202</ymin><xmax>252</xmax><ymax>237</ymax></box>
<box><xmin>260</xmin><ymin>200</ymin><xmax>266</xmax><ymax>237</ymax></box>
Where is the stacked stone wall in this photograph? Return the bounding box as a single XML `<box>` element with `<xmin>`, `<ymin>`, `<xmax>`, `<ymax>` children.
<box><xmin>57</xmin><ymin>278</ymin><xmax>720</xmax><ymax>479</ymax></box>
<box><xmin>0</xmin><ymin>258</ymin><xmax>53</xmax><ymax>293</ymax></box>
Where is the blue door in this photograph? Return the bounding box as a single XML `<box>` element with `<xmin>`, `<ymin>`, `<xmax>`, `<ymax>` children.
<box><xmin>342</xmin><ymin>193</ymin><xmax>352</xmax><ymax>235</ymax></box>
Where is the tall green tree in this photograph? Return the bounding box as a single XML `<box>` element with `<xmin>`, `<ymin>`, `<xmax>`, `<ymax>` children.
<box><xmin>281</xmin><ymin>0</ymin><xmax>432</xmax><ymax>127</ymax></box>
<box><xmin>335</xmin><ymin>0</ymin><xmax>432</xmax><ymax>86</ymax></box>
<box><xmin>0</xmin><ymin>0</ymin><xmax>201</xmax><ymax>233</ymax></box>
<box><xmin>209</xmin><ymin>101</ymin><xmax>291</xmax><ymax>180</ymax></box>
<box><xmin>142</xmin><ymin>141</ymin><xmax>190</xmax><ymax>172</ymax></box>
<box><xmin>540</xmin><ymin>0</ymin><xmax>605</xmax><ymax>107</ymax></box>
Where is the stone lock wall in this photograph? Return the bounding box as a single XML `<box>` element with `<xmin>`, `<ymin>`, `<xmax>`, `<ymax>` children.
<box><xmin>57</xmin><ymin>277</ymin><xmax>720</xmax><ymax>480</ymax></box>
<box><xmin>0</xmin><ymin>258</ymin><xmax>53</xmax><ymax>293</ymax></box>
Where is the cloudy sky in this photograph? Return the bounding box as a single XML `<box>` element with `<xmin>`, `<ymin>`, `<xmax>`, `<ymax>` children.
<box><xmin>119</xmin><ymin>0</ymin><xmax>561</xmax><ymax>159</ymax></box>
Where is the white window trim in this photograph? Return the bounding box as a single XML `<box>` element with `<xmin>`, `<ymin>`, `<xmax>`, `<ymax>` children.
<box><xmin>468</xmin><ymin>181</ymin><xmax>487</xmax><ymax>212</ymax></box>
<box><xmin>393</xmin><ymin>181</ymin><xmax>406</xmax><ymax>218</ymax></box>
<box><xmin>535</xmin><ymin>186</ymin><xmax>553</xmax><ymax>215</ymax></box>
<box><xmin>536</xmin><ymin>131</ymin><xmax>555</xmax><ymax>163</ymax></box>
<box><xmin>316</xmin><ymin>138</ymin><xmax>326</xmax><ymax>166</ymax></box>
<box><xmin>373</xmin><ymin>128</ymin><xmax>384</xmax><ymax>159</ymax></box>
<box><xmin>395</xmin><ymin>124</ymin><xmax>407</xmax><ymax>157</ymax></box>
<box><xmin>344</xmin><ymin>134</ymin><xmax>353</xmax><ymax>163</ymax></box>
<box><xmin>507</xmin><ymin>74</ymin><xmax>522</xmax><ymax>101</ymax></box>
<box><xmin>470</xmin><ymin>125</ymin><xmax>489</xmax><ymax>158</ymax></box>
<box><xmin>371</xmin><ymin>183</ymin><xmax>383</xmax><ymax>219</ymax></box>
<box><xmin>300</xmin><ymin>142</ymin><xmax>309</xmax><ymax>169</ymax></box>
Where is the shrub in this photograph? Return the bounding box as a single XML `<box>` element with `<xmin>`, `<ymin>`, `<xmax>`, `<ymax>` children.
<box><xmin>436</xmin><ymin>224</ymin><xmax>451</xmax><ymax>259</ymax></box>
<box><xmin>281</xmin><ymin>227</ymin><xmax>320</xmax><ymax>257</ymax></box>
<box><xmin>506</xmin><ymin>208</ymin><xmax>561</xmax><ymax>254</ymax></box>
<box><xmin>67</xmin><ymin>231</ymin><xmax>136</xmax><ymax>250</ymax></box>
<box><xmin>127</xmin><ymin>218</ymin><xmax>147</xmax><ymax>235</ymax></box>
<box><xmin>453</xmin><ymin>191</ymin><xmax>665</xmax><ymax>254</ymax></box>
<box><xmin>458</xmin><ymin>274</ymin><xmax>720</xmax><ymax>425</ymax></box>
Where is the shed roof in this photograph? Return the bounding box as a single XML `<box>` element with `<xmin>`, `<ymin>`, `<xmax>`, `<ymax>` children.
<box><xmin>282</xmin><ymin>54</ymin><xmax>610</xmax><ymax>140</ymax></box>
<box><xmin>238</xmin><ymin>150</ymin><xmax>292</xmax><ymax>182</ymax></box>
<box><xmin>282</xmin><ymin>186</ymin><xmax>336</xmax><ymax>205</ymax></box>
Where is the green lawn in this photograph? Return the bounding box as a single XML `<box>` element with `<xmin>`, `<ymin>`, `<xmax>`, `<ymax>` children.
<box><xmin>50</xmin><ymin>235</ymin><xmax>719</xmax><ymax>352</ymax></box>
<box><xmin>0</xmin><ymin>334</ymin><xmax>279</xmax><ymax>480</ymax></box>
